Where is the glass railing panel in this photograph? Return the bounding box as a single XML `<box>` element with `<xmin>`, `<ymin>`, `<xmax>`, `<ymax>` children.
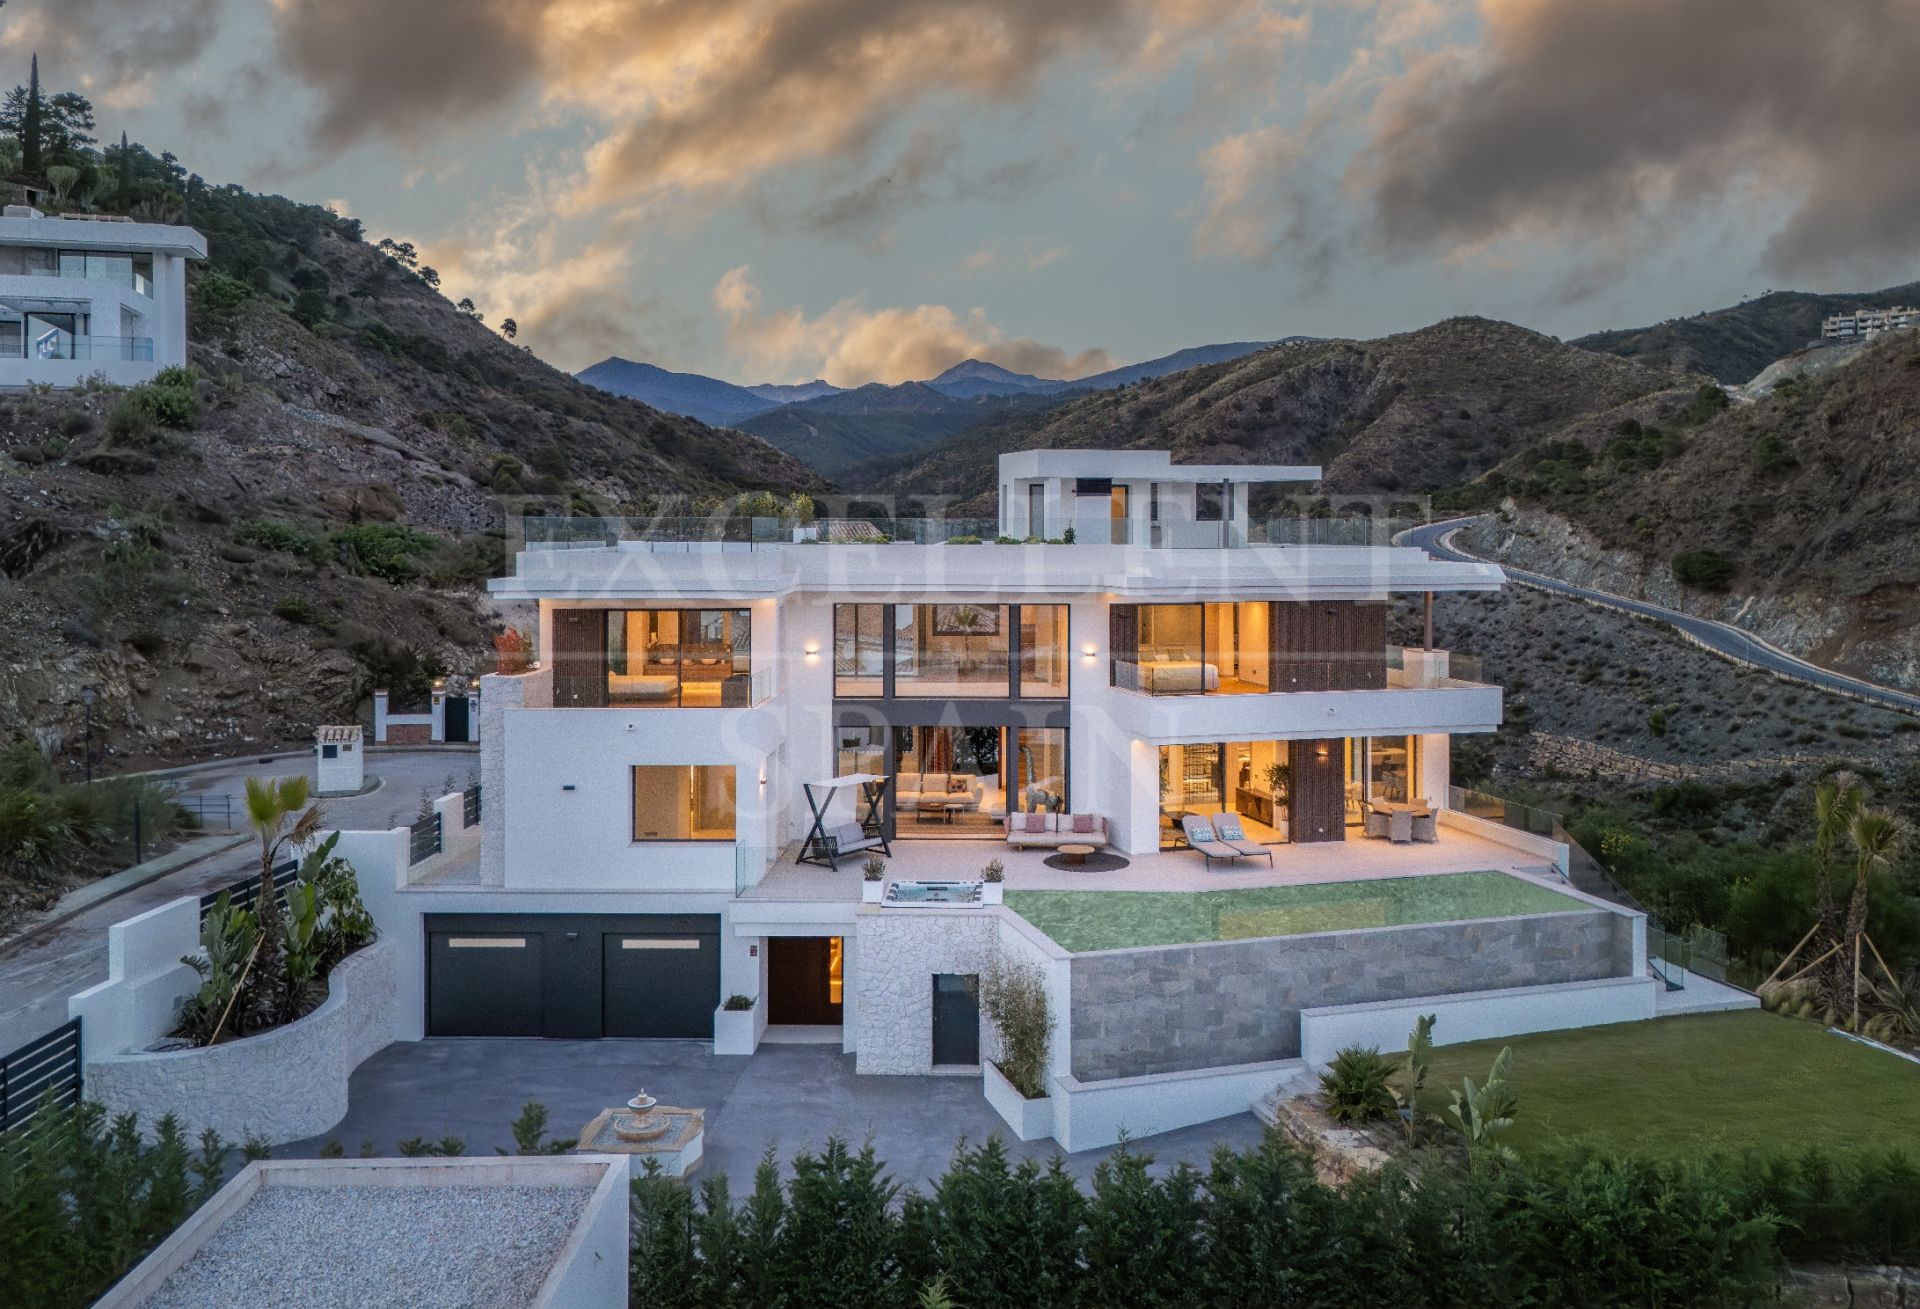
<box><xmin>735</xmin><ymin>845</ymin><xmax>777</xmax><ymax>896</ymax></box>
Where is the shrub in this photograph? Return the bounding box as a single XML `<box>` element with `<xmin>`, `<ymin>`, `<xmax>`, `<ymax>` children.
<box><xmin>126</xmin><ymin>367</ymin><xmax>201</xmax><ymax>430</ymax></box>
<box><xmin>1320</xmin><ymin>1045</ymin><xmax>1397</xmax><ymax>1123</ymax></box>
<box><xmin>329</xmin><ymin>523</ymin><xmax>438</xmax><ymax>583</ymax></box>
<box><xmin>1671</xmin><ymin>549</ymin><xmax>1737</xmax><ymax>591</ymax></box>
<box><xmin>56</xmin><ymin>407</ymin><xmax>92</xmax><ymax>438</ymax></box>
<box><xmin>1680</xmin><ymin>383</ymin><xmax>1731</xmax><ymax>425</ymax></box>
<box><xmin>979</xmin><ymin>954</ymin><xmax>1053</xmax><ymax>1099</ymax></box>
<box><xmin>1752</xmin><ymin>431</ymin><xmax>1796</xmax><ymax>473</ymax></box>
<box><xmin>980</xmin><ymin>858</ymin><xmax>1005</xmax><ymax>883</ymax></box>
<box><xmin>234</xmin><ymin>519</ymin><xmax>327</xmax><ymax>561</ymax></box>
<box><xmin>190</xmin><ymin>269</ymin><xmax>253</xmax><ymax>333</ymax></box>
<box><xmin>493</xmin><ymin>626</ymin><xmax>532</xmax><ymax>674</ymax></box>
<box><xmin>102</xmin><ymin>395</ymin><xmax>154</xmax><ymax>446</ymax></box>
<box><xmin>272</xmin><ymin>595</ymin><xmax>315</xmax><ymax>624</ymax></box>
<box><xmin>723</xmin><ymin>994</ymin><xmax>755</xmax><ymax>1011</ymax></box>
<box><xmin>861</xmin><ymin>855</ymin><xmax>886</xmax><ymax>882</ymax></box>
<box><xmin>944</xmin><ymin>535</ymin><xmax>983</xmax><ymax>544</ymax></box>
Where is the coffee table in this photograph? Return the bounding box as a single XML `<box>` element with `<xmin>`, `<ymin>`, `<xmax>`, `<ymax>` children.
<box><xmin>914</xmin><ymin>799</ymin><xmax>970</xmax><ymax>824</ymax></box>
<box><xmin>1056</xmin><ymin>843</ymin><xmax>1096</xmax><ymax>865</ymax></box>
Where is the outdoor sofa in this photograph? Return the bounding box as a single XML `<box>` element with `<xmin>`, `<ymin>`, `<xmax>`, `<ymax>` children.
<box><xmin>1004</xmin><ymin>812</ymin><xmax>1109</xmax><ymax>850</ymax></box>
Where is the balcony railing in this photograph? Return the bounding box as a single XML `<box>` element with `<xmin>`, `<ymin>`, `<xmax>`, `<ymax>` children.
<box><xmin>522</xmin><ymin>515</ymin><xmax>1437</xmax><ymax>552</ymax></box>
<box><xmin>1115</xmin><ymin>647</ymin><xmax>1481</xmax><ymax>696</ymax></box>
<box><xmin>735</xmin><ymin>845</ymin><xmax>776</xmax><ymax>896</ymax></box>
<box><xmin>19</xmin><ymin>334</ymin><xmax>154</xmax><ymax>362</ymax></box>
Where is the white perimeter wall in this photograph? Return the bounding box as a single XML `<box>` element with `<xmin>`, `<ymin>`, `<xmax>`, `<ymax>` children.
<box><xmin>1298</xmin><ymin>975</ymin><xmax>1659</xmax><ymax>1066</ymax></box>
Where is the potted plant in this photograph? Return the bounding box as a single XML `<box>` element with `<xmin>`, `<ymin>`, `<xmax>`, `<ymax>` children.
<box><xmin>861</xmin><ymin>854</ymin><xmax>887</xmax><ymax>904</ymax></box>
<box><xmin>980</xmin><ymin>858</ymin><xmax>1005</xmax><ymax>905</ymax></box>
<box><xmin>979</xmin><ymin>955</ymin><xmax>1055</xmax><ymax>1141</ymax></box>
<box><xmin>714</xmin><ymin>993</ymin><xmax>763</xmax><ymax>1056</ymax></box>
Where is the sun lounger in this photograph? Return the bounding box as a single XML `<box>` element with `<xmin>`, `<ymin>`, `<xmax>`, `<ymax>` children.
<box><xmin>1208</xmin><ymin>813</ymin><xmax>1275</xmax><ymax>865</ymax></box>
<box><xmin>1179</xmin><ymin>814</ymin><xmax>1247</xmax><ymax>869</ymax></box>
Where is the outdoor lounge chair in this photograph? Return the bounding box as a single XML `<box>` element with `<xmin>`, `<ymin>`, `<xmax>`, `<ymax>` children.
<box><xmin>1208</xmin><ymin>813</ymin><xmax>1275</xmax><ymax>866</ymax></box>
<box><xmin>821</xmin><ymin>821</ymin><xmax>884</xmax><ymax>869</ymax></box>
<box><xmin>1179</xmin><ymin>815</ymin><xmax>1245</xmax><ymax>870</ymax></box>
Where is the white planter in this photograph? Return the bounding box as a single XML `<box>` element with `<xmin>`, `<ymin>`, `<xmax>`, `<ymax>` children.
<box><xmin>983</xmin><ymin>1060</ymin><xmax>1055</xmax><ymax>1142</ymax></box>
<box><xmin>85</xmin><ymin>939</ymin><xmax>399</xmax><ymax>1147</ymax></box>
<box><xmin>982</xmin><ymin>882</ymin><xmax>1004</xmax><ymax>905</ymax></box>
<box><xmin>862</xmin><ymin>880</ymin><xmax>885</xmax><ymax>904</ymax></box>
<box><xmin>713</xmin><ymin>999</ymin><xmax>766</xmax><ymax>1056</ymax></box>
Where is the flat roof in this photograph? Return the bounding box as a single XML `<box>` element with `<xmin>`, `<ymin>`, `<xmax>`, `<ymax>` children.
<box><xmin>0</xmin><ymin>214</ymin><xmax>207</xmax><ymax>259</ymax></box>
<box><xmin>998</xmin><ymin>448</ymin><xmax>1319</xmax><ymax>483</ymax></box>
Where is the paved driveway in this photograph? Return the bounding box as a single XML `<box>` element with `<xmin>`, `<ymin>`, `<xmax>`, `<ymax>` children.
<box><xmin>279</xmin><ymin>1040</ymin><xmax>1271</xmax><ymax>1190</ymax></box>
<box><xmin>0</xmin><ymin>748</ymin><xmax>479</xmax><ymax>1054</ymax></box>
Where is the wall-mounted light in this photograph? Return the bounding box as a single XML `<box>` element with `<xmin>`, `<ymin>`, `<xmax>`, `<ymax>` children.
<box><xmin>1081</xmin><ymin>644</ymin><xmax>1097</xmax><ymax>662</ymax></box>
<box><xmin>804</xmin><ymin>643</ymin><xmax>821</xmax><ymax>659</ymax></box>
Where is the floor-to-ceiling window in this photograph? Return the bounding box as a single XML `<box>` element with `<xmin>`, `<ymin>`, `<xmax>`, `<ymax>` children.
<box><xmin>605</xmin><ymin>608</ymin><xmax>751</xmax><ymax>707</ymax></box>
<box><xmin>1019</xmin><ymin>604</ymin><xmax>1069</xmax><ymax>698</ymax></box>
<box><xmin>834</xmin><ymin>604</ymin><xmax>886</xmax><ymax>697</ymax></box>
<box><xmin>1158</xmin><ymin>740</ymin><xmax>1292</xmax><ymax>849</ymax></box>
<box><xmin>894</xmin><ymin>603</ymin><xmax>1011</xmax><ymax>697</ymax></box>
<box><xmin>1344</xmin><ymin>736</ymin><xmax>1422</xmax><ymax>825</ymax></box>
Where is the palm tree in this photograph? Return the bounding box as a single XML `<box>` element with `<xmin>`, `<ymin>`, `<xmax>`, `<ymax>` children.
<box><xmin>1841</xmin><ymin>807</ymin><xmax>1907</xmax><ymax>1028</ymax></box>
<box><xmin>1813</xmin><ymin>772</ymin><xmax>1861</xmax><ymax>924</ymax></box>
<box><xmin>233</xmin><ymin>777</ymin><xmax>326</xmax><ymax>1034</ymax></box>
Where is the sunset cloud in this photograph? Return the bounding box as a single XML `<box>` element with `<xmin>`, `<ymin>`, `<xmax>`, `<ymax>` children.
<box><xmin>714</xmin><ymin>265</ymin><xmax>1112</xmax><ymax>386</ymax></box>
<box><xmin>0</xmin><ymin>0</ymin><xmax>225</xmax><ymax>110</ymax></box>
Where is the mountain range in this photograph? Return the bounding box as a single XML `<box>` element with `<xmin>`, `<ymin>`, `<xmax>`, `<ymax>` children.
<box><xmin>576</xmin><ymin>341</ymin><xmax>1289</xmax><ymax>475</ymax></box>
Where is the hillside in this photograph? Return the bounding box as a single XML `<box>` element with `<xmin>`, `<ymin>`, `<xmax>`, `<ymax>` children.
<box><xmin>1575</xmin><ymin>282</ymin><xmax>1920</xmax><ymax>384</ymax></box>
<box><xmin>1458</xmin><ymin>327</ymin><xmax>1920</xmax><ymax>688</ymax></box>
<box><xmin>741</xmin><ymin>383</ymin><xmax>1066</xmax><ymax>483</ymax></box>
<box><xmin>873</xmin><ymin>318</ymin><xmax>1681</xmax><ymax>510</ymax></box>
<box><xmin>0</xmin><ymin>150</ymin><xmax>821</xmax><ymax>771</ymax></box>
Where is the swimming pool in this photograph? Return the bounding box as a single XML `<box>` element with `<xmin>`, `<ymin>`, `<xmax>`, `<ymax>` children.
<box><xmin>1005</xmin><ymin>871</ymin><xmax>1589</xmax><ymax>952</ymax></box>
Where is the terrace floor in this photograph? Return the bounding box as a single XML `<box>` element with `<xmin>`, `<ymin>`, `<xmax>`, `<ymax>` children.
<box><xmin>739</xmin><ymin>825</ymin><xmax>1557</xmax><ymax>903</ymax></box>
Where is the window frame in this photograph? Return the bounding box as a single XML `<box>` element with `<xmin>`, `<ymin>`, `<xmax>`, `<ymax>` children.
<box><xmin>629</xmin><ymin>764</ymin><xmax>737</xmax><ymax>842</ymax></box>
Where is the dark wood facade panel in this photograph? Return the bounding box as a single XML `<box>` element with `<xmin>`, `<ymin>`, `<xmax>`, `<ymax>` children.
<box><xmin>1288</xmin><ymin>737</ymin><xmax>1346</xmax><ymax>843</ymax></box>
<box><xmin>551</xmin><ymin>608</ymin><xmax>609</xmax><ymax>708</ymax></box>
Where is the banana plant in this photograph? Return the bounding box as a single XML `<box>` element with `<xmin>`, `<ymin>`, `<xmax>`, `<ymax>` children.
<box><xmin>1390</xmin><ymin>1013</ymin><xmax>1436</xmax><ymax>1147</ymax></box>
<box><xmin>1438</xmin><ymin>1045</ymin><xmax>1518</xmax><ymax>1170</ymax></box>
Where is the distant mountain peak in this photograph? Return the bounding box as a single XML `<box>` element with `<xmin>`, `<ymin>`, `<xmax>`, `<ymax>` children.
<box><xmin>927</xmin><ymin>358</ymin><xmax>1059</xmax><ymax>387</ymax></box>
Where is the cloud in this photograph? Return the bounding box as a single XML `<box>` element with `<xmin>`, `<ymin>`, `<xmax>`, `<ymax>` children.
<box><xmin>0</xmin><ymin>0</ymin><xmax>226</xmax><ymax>110</ymax></box>
<box><xmin>1349</xmin><ymin>0</ymin><xmax>1920</xmax><ymax>277</ymax></box>
<box><xmin>714</xmin><ymin>265</ymin><xmax>1112</xmax><ymax>386</ymax></box>
<box><xmin>268</xmin><ymin>0</ymin><xmax>540</xmax><ymax>153</ymax></box>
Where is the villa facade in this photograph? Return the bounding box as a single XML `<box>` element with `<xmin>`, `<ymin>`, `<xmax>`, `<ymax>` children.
<box><xmin>0</xmin><ymin>206</ymin><xmax>205</xmax><ymax>388</ymax></box>
<box><xmin>351</xmin><ymin>449</ymin><xmax>1656</xmax><ymax>1148</ymax></box>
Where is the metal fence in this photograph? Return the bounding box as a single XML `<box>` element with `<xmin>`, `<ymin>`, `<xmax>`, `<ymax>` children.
<box><xmin>409</xmin><ymin>813</ymin><xmax>443</xmax><ymax>865</ymax></box>
<box><xmin>1</xmin><ymin>1017</ymin><xmax>83</xmax><ymax>1133</ymax></box>
<box><xmin>173</xmin><ymin>793</ymin><xmax>236</xmax><ymax>832</ymax></box>
<box><xmin>199</xmin><ymin>858</ymin><xmax>299</xmax><ymax>924</ymax></box>
<box><xmin>462</xmin><ymin>785</ymin><xmax>482</xmax><ymax>827</ymax></box>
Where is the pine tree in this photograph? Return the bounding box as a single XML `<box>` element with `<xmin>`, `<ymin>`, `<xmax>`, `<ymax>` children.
<box><xmin>22</xmin><ymin>53</ymin><xmax>41</xmax><ymax>177</ymax></box>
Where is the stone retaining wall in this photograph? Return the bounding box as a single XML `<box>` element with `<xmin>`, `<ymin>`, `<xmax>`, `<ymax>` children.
<box><xmin>86</xmin><ymin>939</ymin><xmax>400</xmax><ymax>1145</ymax></box>
<box><xmin>1526</xmin><ymin>731</ymin><xmax>1856</xmax><ymax>784</ymax></box>
<box><xmin>1069</xmin><ymin>910</ymin><xmax>1632</xmax><ymax>1081</ymax></box>
<box><xmin>853</xmin><ymin>909</ymin><xmax>1001</xmax><ymax>1074</ymax></box>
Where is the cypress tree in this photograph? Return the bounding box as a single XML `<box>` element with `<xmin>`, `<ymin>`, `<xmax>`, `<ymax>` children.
<box><xmin>117</xmin><ymin>130</ymin><xmax>132</xmax><ymax>209</ymax></box>
<box><xmin>21</xmin><ymin>53</ymin><xmax>41</xmax><ymax>177</ymax></box>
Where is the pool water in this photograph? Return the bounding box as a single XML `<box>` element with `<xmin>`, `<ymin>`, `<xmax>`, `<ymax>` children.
<box><xmin>1005</xmin><ymin>871</ymin><xmax>1588</xmax><ymax>952</ymax></box>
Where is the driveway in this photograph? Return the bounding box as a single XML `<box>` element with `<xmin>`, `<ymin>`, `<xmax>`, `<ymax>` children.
<box><xmin>1400</xmin><ymin>518</ymin><xmax>1920</xmax><ymax>715</ymax></box>
<box><xmin>0</xmin><ymin>747</ymin><xmax>479</xmax><ymax>1055</ymax></box>
<box><xmin>279</xmin><ymin>1040</ymin><xmax>1271</xmax><ymax>1190</ymax></box>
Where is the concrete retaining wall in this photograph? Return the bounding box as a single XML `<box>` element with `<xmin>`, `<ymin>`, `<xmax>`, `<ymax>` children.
<box><xmin>1069</xmin><ymin>908</ymin><xmax>1634</xmax><ymax>1081</ymax></box>
<box><xmin>85</xmin><ymin>939</ymin><xmax>401</xmax><ymax>1145</ymax></box>
<box><xmin>1297</xmin><ymin>974</ymin><xmax>1658</xmax><ymax>1066</ymax></box>
<box><xmin>68</xmin><ymin>897</ymin><xmax>204</xmax><ymax>1063</ymax></box>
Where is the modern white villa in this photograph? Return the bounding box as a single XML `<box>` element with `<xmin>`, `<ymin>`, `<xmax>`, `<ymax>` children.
<box><xmin>323</xmin><ymin>449</ymin><xmax>1683</xmax><ymax>1149</ymax></box>
<box><xmin>0</xmin><ymin>206</ymin><xmax>204</xmax><ymax>388</ymax></box>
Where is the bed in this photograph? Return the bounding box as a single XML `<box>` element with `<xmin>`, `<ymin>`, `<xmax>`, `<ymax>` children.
<box><xmin>1135</xmin><ymin>658</ymin><xmax>1220</xmax><ymax>693</ymax></box>
<box><xmin>607</xmin><ymin>672</ymin><xmax>679</xmax><ymax>701</ymax></box>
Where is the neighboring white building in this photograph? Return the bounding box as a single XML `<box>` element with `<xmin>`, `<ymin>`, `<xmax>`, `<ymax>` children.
<box><xmin>313</xmin><ymin>724</ymin><xmax>364</xmax><ymax>796</ymax></box>
<box><xmin>0</xmin><ymin>206</ymin><xmax>206</xmax><ymax>388</ymax></box>
<box><xmin>1821</xmin><ymin>306</ymin><xmax>1920</xmax><ymax>340</ymax></box>
<box><xmin>343</xmin><ymin>448</ymin><xmax>1674</xmax><ymax>1149</ymax></box>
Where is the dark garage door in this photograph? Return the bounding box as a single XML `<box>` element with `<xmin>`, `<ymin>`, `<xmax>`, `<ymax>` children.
<box><xmin>426</xmin><ymin>913</ymin><xmax>719</xmax><ymax>1039</ymax></box>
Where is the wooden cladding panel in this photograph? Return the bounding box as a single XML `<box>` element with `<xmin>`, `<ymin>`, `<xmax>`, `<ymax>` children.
<box><xmin>551</xmin><ymin>609</ymin><xmax>608</xmax><ymax>708</ymax></box>
<box><xmin>1288</xmin><ymin>737</ymin><xmax>1347</xmax><ymax>843</ymax></box>
<box><xmin>1269</xmin><ymin>602</ymin><xmax>1387</xmax><ymax>692</ymax></box>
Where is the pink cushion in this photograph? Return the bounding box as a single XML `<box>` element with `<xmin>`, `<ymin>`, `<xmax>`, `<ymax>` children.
<box><xmin>1022</xmin><ymin>812</ymin><xmax>1049</xmax><ymax>833</ymax></box>
<box><xmin>1071</xmin><ymin>813</ymin><xmax>1095</xmax><ymax>834</ymax></box>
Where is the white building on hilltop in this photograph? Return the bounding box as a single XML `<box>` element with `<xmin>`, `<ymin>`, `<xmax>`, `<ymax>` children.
<box><xmin>1821</xmin><ymin>306</ymin><xmax>1920</xmax><ymax>341</ymax></box>
<box><xmin>342</xmin><ymin>448</ymin><xmax>1675</xmax><ymax>1152</ymax></box>
<box><xmin>0</xmin><ymin>206</ymin><xmax>206</xmax><ymax>388</ymax></box>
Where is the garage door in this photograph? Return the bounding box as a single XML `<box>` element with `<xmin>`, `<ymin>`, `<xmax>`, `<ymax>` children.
<box><xmin>426</xmin><ymin>913</ymin><xmax>719</xmax><ymax>1039</ymax></box>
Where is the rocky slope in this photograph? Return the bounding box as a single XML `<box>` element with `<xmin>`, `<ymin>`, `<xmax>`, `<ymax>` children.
<box><xmin>872</xmin><ymin>318</ymin><xmax>1683</xmax><ymax>511</ymax></box>
<box><xmin>0</xmin><ymin>180</ymin><xmax>822</xmax><ymax>772</ymax></box>
<box><xmin>1456</xmin><ymin>328</ymin><xmax>1920</xmax><ymax>690</ymax></box>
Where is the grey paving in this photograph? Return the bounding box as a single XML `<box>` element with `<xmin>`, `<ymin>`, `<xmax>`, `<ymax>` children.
<box><xmin>278</xmin><ymin>1039</ymin><xmax>1271</xmax><ymax>1191</ymax></box>
<box><xmin>0</xmin><ymin>748</ymin><xmax>479</xmax><ymax>1054</ymax></box>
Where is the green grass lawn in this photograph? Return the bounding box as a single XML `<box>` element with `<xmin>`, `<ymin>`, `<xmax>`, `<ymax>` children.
<box><xmin>1004</xmin><ymin>871</ymin><xmax>1585</xmax><ymax>952</ymax></box>
<box><xmin>1416</xmin><ymin>1009</ymin><xmax>1920</xmax><ymax>1159</ymax></box>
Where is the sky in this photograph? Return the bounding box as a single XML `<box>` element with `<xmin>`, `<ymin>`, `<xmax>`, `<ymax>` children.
<box><xmin>5</xmin><ymin>0</ymin><xmax>1918</xmax><ymax>386</ymax></box>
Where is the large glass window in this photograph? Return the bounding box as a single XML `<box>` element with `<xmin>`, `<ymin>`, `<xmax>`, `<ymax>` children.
<box><xmin>1159</xmin><ymin>739</ymin><xmax>1291</xmax><ymax>849</ymax></box>
<box><xmin>1018</xmin><ymin>604</ymin><xmax>1069</xmax><ymax>698</ymax></box>
<box><xmin>606</xmin><ymin>608</ymin><xmax>751</xmax><ymax>707</ymax></box>
<box><xmin>631</xmin><ymin>765</ymin><xmax>735</xmax><ymax>841</ymax></box>
<box><xmin>1113</xmin><ymin>603</ymin><xmax>1270</xmax><ymax>695</ymax></box>
<box><xmin>894</xmin><ymin>604</ymin><xmax>1010</xmax><ymax>697</ymax></box>
<box><xmin>834</xmin><ymin>604</ymin><xmax>885</xmax><ymax>697</ymax></box>
<box><xmin>1011</xmin><ymin>728</ymin><xmax>1067</xmax><ymax>814</ymax></box>
<box><xmin>58</xmin><ymin>249</ymin><xmax>153</xmax><ymax>296</ymax></box>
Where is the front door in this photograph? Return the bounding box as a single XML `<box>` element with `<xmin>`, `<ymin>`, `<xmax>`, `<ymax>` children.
<box><xmin>931</xmin><ymin>973</ymin><xmax>980</xmax><ymax>1065</ymax></box>
<box><xmin>443</xmin><ymin>694</ymin><xmax>470</xmax><ymax>743</ymax></box>
<box><xmin>767</xmin><ymin>937</ymin><xmax>843</xmax><ymax>1025</ymax></box>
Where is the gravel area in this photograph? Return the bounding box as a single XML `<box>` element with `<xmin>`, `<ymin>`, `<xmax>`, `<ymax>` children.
<box><xmin>143</xmin><ymin>1184</ymin><xmax>591</xmax><ymax>1309</ymax></box>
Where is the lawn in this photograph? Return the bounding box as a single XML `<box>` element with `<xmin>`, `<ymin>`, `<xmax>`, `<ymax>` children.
<box><xmin>1417</xmin><ymin>1009</ymin><xmax>1920</xmax><ymax>1159</ymax></box>
<box><xmin>1004</xmin><ymin>871</ymin><xmax>1585</xmax><ymax>952</ymax></box>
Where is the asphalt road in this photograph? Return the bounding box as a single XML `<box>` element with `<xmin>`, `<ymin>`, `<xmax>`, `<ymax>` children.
<box><xmin>0</xmin><ymin>747</ymin><xmax>479</xmax><ymax>1055</ymax></box>
<box><xmin>1399</xmin><ymin>517</ymin><xmax>1920</xmax><ymax>715</ymax></box>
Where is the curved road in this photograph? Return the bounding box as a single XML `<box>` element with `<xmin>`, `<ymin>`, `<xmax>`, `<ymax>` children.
<box><xmin>1399</xmin><ymin>517</ymin><xmax>1920</xmax><ymax>716</ymax></box>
